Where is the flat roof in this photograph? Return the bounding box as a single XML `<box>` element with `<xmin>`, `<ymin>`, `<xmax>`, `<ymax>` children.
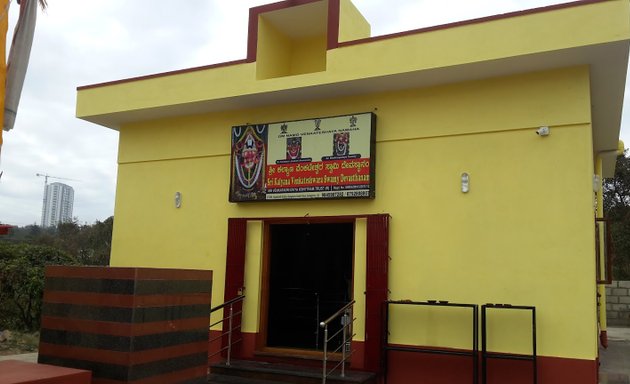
<box><xmin>76</xmin><ymin>0</ymin><xmax>630</xmax><ymax>174</ymax></box>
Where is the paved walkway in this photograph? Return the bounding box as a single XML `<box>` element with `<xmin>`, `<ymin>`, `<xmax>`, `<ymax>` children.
<box><xmin>600</xmin><ymin>327</ymin><xmax>630</xmax><ymax>384</ymax></box>
<box><xmin>0</xmin><ymin>352</ymin><xmax>37</xmax><ymax>363</ymax></box>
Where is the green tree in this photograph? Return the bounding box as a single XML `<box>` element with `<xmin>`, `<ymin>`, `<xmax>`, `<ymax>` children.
<box><xmin>54</xmin><ymin>221</ymin><xmax>81</xmax><ymax>257</ymax></box>
<box><xmin>0</xmin><ymin>242</ymin><xmax>76</xmax><ymax>330</ymax></box>
<box><xmin>0</xmin><ymin>217</ymin><xmax>113</xmax><ymax>331</ymax></box>
<box><xmin>603</xmin><ymin>150</ymin><xmax>630</xmax><ymax>279</ymax></box>
<box><xmin>1</xmin><ymin>217</ymin><xmax>114</xmax><ymax>266</ymax></box>
<box><xmin>83</xmin><ymin>216</ymin><xmax>113</xmax><ymax>266</ymax></box>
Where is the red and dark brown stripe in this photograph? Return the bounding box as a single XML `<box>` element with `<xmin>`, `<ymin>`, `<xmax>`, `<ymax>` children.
<box><xmin>39</xmin><ymin>352</ymin><xmax>208</xmax><ymax>382</ymax></box>
<box><xmin>39</xmin><ymin>266</ymin><xmax>212</xmax><ymax>383</ymax></box>
<box><xmin>41</xmin><ymin>316</ymin><xmax>208</xmax><ymax>337</ymax></box>
<box><xmin>45</xmin><ymin>266</ymin><xmax>213</xmax><ymax>280</ymax></box>
<box><xmin>38</xmin><ymin>341</ymin><xmax>208</xmax><ymax>366</ymax></box>
<box><xmin>43</xmin><ymin>276</ymin><xmax>211</xmax><ymax>295</ymax></box>
<box><xmin>90</xmin><ymin>365</ymin><xmax>207</xmax><ymax>384</ymax></box>
<box><xmin>41</xmin><ymin>302</ymin><xmax>209</xmax><ymax>323</ymax></box>
<box><xmin>43</xmin><ymin>291</ymin><xmax>211</xmax><ymax>308</ymax></box>
<box><xmin>39</xmin><ymin>328</ymin><xmax>208</xmax><ymax>351</ymax></box>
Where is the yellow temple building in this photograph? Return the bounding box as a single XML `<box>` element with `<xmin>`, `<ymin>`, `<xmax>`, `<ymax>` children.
<box><xmin>76</xmin><ymin>1</ymin><xmax>629</xmax><ymax>382</ymax></box>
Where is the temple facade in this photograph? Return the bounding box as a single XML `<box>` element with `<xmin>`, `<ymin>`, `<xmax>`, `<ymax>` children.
<box><xmin>76</xmin><ymin>1</ymin><xmax>630</xmax><ymax>382</ymax></box>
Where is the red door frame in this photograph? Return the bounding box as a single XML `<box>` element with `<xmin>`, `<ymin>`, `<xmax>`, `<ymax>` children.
<box><xmin>223</xmin><ymin>218</ymin><xmax>248</xmax><ymax>358</ymax></box>
<box><xmin>365</xmin><ymin>214</ymin><xmax>390</xmax><ymax>373</ymax></box>
<box><xmin>223</xmin><ymin>214</ymin><xmax>389</xmax><ymax>373</ymax></box>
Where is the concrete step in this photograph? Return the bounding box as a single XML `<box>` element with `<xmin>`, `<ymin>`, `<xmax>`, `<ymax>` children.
<box><xmin>210</xmin><ymin>360</ymin><xmax>376</xmax><ymax>384</ymax></box>
<box><xmin>208</xmin><ymin>373</ymin><xmax>287</xmax><ymax>384</ymax></box>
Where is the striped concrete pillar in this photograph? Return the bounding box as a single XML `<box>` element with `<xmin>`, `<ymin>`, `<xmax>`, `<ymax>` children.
<box><xmin>38</xmin><ymin>266</ymin><xmax>212</xmax><ymax>384</ymax></box>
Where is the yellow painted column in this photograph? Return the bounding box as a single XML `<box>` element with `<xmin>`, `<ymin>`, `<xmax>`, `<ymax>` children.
<box><xmin>243</xmin><ymin>220</ymin><xmax>263</xmax><ymax>333</ymax></box>
<box><xmin>353</xmin><ymin>218</ymin><xmax>367</xmax><ymax>341</ymax></box>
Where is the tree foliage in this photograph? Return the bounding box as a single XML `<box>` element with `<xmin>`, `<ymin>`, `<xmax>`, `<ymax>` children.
<box><xmin>603</xmin><ymin>151</ymin><xmax>630</xmax><ymax>279</ymax></box>
<box><xmin>3</xmin><ymin>217</ymin><xmax>113</xmax><ymax>266</ymax></box>
<box><xmin>0</xmin><ymin>217</ymin><xmax>113</xmax><ymax>330</ymax></box>
<box><xmin>0</xmin><ymin>243</ymin><xmax>76</xmax><ymax>331</ymax></box>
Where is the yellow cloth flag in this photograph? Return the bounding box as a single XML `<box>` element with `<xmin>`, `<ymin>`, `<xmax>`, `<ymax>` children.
<box><xmin>0</xmin><ymin>0</ymin><xmax>8</xmax><ymax>148</ymax></box>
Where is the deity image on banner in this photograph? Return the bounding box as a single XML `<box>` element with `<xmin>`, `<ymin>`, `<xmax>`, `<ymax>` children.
<box><xmin>231</xmin><ymin>124</ymin><xmax>268</xmax><ymax>201</ymax></box>
<box><xmin>333</xmin><ymin>132</ymin><xmax>350</xmax><ymax>157</ymax></box>
<box><xmin>286</xmin><ymin>137</ymin><xmax>302</xmax><ymax>160</ymax></box>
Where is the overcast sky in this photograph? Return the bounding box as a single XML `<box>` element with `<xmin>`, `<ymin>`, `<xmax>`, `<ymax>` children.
<box><xmin>0</xmin><ymin>0</ymin><xmax>627</xmax><ymax>227</ymax></box>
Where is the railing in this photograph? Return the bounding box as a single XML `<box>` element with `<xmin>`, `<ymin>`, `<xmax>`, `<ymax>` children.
<box><xmin>208</xmin><ymin>295</ymin><xmax>245</xmax><ymax>366</ymax></box>
<box><xmin>383</xmin><ymin>300</ymin><xmax>479</xmax><ymax>384</ymax></box>
<box><xmin>320</xmin><ymin>300</ymin><xmax>356</xmax><ymax>384</ymax></box>
<box><xmin>481</xmin><ymin>304</ymin><xmax>537</xmax><ymax>384</ymax></box>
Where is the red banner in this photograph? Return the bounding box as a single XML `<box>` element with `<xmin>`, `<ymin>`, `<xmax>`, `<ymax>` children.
<box><xmin>229</xmin><ymin>112</ymin><xmax>376</xmax><ymax>202</ymax></box>
<box><xmin>266</xmin><ymin>158</ymin><xmax>370</xmax><ymax>190</ymax></box>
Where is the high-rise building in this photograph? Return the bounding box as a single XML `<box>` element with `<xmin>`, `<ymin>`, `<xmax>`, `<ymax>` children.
<box><xmin>41</xmin><ymin>182</ymin><xmax>74</xmax><ymax>227</ymax></box>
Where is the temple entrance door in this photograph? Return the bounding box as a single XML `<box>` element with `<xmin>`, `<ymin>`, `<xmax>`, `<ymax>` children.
<box><xmin>264</xmin><ymin>221</ymin><xmax>354</xmax><ymax>352</ymax></box>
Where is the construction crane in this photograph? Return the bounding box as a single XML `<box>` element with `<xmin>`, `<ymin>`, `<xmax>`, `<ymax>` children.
<box><xmin>36</xmin><ymin>173</ymin><xmax>80</xmax><ymax>186</ymax></box>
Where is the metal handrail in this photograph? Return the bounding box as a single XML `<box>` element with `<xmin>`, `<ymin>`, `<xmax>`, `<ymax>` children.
<box><xmin>208</xmin><ymin>295</ymin><xmax>245</xmax><ymax>366</ymax></box>
<box><xmin>321</xmin><ymin>300</ymin><xmax>355</xmax><ymax>326</ymax></box>
<box><xmin>320</xmin><ymin>300</ymin><xmax>356</xmax><ymax>384</ymax></box>
<box><xmin>210</xmin><ymin>295</ymin><xmax>245</xmax><ymax>313</ymax></box>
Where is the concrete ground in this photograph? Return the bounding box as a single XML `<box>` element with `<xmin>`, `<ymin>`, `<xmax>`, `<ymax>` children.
<box><xmin>600</xmin><ymin>327</ymin><xmax>630</xmax><ymax>384</ymax></box>
<box><xmin>0</xmin><ymin>352</ymin><xmax>37</xmax><ymax>363</ymax></box>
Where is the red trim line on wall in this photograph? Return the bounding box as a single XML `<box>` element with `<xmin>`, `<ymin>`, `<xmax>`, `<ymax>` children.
<box><xmin>76</xmin><ymin>59</ymin><xmax>249</xmax><ymax>91</ymax></box>
<box><xmin>337</xmin><ymin>0</ymin><xmax>609</xmax><ymax>48</ymax></box>
<box><xmin>385</xmin><ymin>350</ymin><xmax>597</xmax><ymax>384</ymax></box>
<box><xmin>327</xmin><ymin>0</ymin><xmax>340</xmax><ymax>50</ymax></box>
<box><xmin>77</xmin><ymin>0</ymin><xmax>608</xmax><ymax>91</ymax></box>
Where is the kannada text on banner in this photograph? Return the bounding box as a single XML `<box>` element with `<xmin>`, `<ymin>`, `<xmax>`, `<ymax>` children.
<box><xmin>229</xmin><ymin>112</ymin><xmax>375</xmax><ymax>202</ymax></box>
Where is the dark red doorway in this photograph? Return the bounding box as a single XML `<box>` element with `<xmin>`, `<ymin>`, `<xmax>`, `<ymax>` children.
<box><xmin>224</xmin><ymin>214</ymin><xmax>389</xmax><ymax>373</ymax></box>
<box><xmin>266</xmin><ymin>222</ymin><xmax>354</xmax><ymax>351</ymax></box>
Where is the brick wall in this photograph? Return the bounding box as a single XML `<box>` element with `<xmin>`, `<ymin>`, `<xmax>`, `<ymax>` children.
<box><xmin>606</xmin><ymin>281</ymin><xmax>630</xmax><ymax>327</ymax></box>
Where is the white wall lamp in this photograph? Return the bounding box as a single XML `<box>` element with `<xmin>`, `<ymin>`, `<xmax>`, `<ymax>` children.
<box><xmin>536</xmin><ymin>126</ymin><xmax>550</xmax><ymax>136</ymax></box>
<box><xmin>174</xmin><ymin>192</ymin><xmax>182</xmax><ymax>208</ymax></box>
<box><xmin>461</xmin><ymin>173</ymin><xmax>470</xmax><ymax>193</ymax></box>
